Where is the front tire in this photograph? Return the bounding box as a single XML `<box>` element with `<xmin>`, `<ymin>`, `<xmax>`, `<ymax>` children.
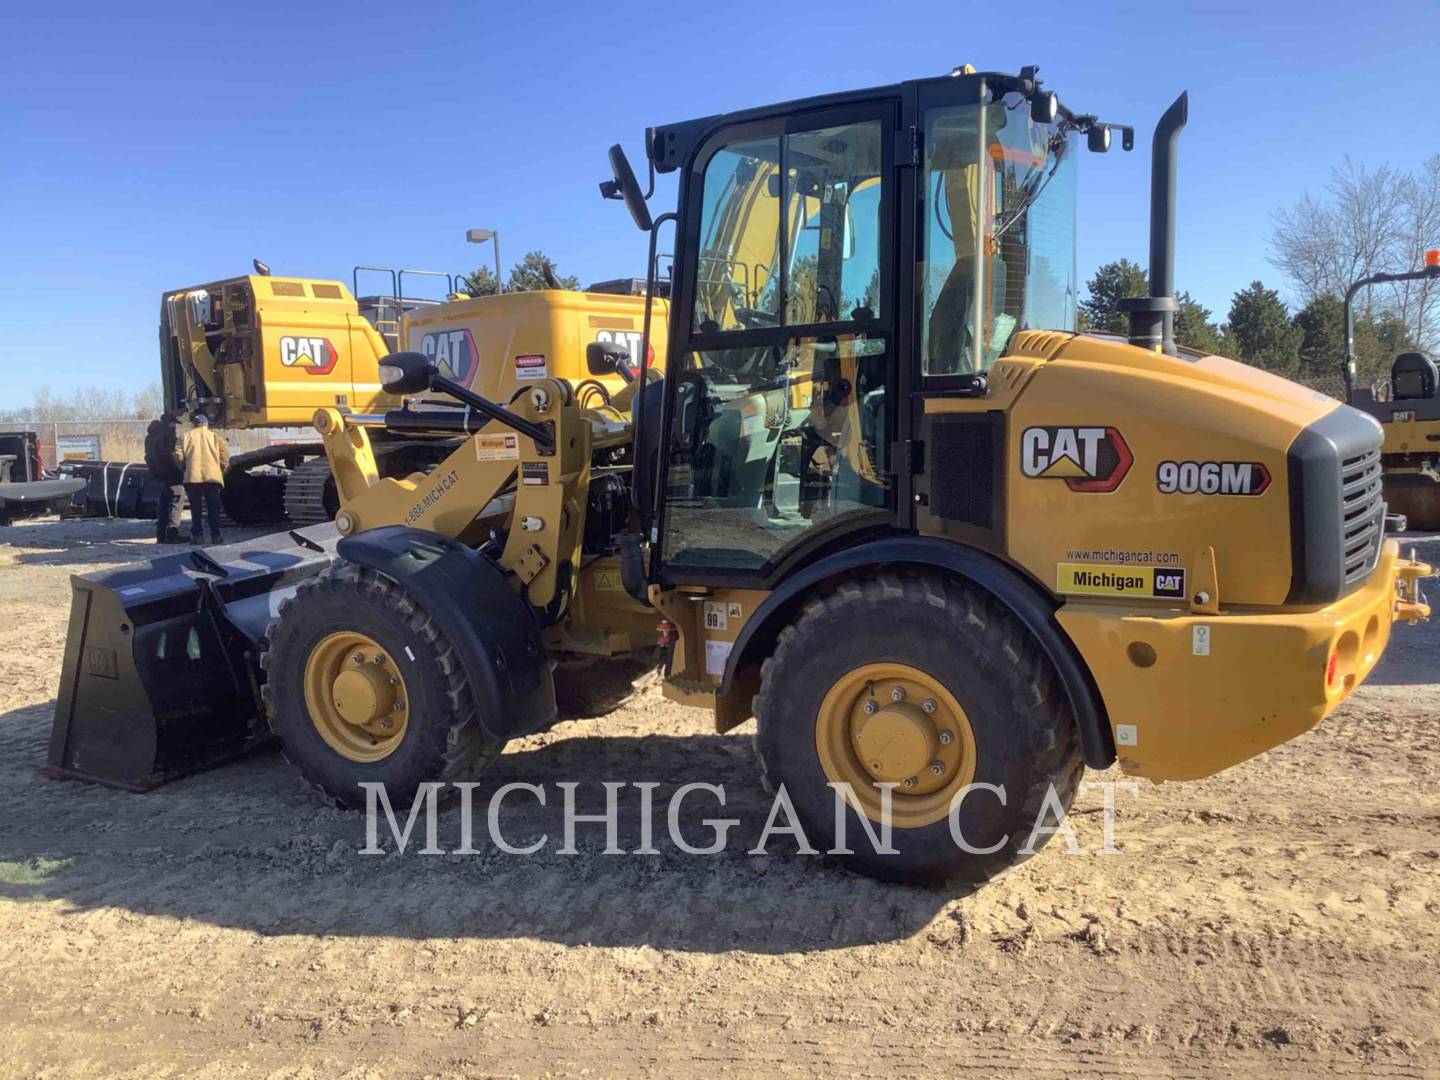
<box><xmin>260</xmin><ymin>563</ymin><xmax>503</xmax><ymax>808</ymax></box>
<box><xmin>753</xmin><ymin>573</ymin><xmax>1083</xmax><ymax>886</ymax></box>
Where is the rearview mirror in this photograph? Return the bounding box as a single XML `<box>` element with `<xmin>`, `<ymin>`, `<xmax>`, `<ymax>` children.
<box><xmin>379</xmin><ymin>352</ymin><xmax>438</xmax><ymax>395</ymax></box>
<box><xmin>586</xmin><ymin>340</ymin><xmax>637</xmax><ymax>383</ymax></box>
<box><xmin>605</xmin><ymin>145</ymin><xmax>653</xmax><ymax>232</ymax></box>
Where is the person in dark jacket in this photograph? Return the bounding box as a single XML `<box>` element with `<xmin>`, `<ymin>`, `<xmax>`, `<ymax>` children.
<box><xmin>143</xmin><ymin>412</ymin><xmax>186</xmax><ymax>543</ymax></box>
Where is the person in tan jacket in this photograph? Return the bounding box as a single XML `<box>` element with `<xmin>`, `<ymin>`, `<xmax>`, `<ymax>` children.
<box><xmin>175</xmin><ymin>413</ymin><xmax>229</xmax><ymax>545</ymax></box>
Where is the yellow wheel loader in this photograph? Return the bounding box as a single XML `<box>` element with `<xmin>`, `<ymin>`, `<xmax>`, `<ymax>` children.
<box><xmin>159</xmin><ymin>265</ymin><xmax>669</xmax><ymax>524</ymax></box>
<box><xmin>1340</xmin><ymin>252</ymin><xmax>1440</xmax><ymax>531</ymax></box>
<box><xmin>51</xmin><ymin>66</ymin><xmax>1433</xmax><ymax>886</ymax></box>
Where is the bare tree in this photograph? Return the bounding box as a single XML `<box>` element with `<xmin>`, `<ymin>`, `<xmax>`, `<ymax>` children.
<box><xmin>1271</xmin><ymin>154</ymin><xmax>1440</xmax><ymax>351</ymax></box>
<box><xmin>1</xmin><ymin>383</ymin><xmax>164</xmax><ymax>423</ymax></box>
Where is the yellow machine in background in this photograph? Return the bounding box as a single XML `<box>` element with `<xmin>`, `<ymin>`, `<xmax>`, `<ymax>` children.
<box><xmin>1340</xmin><ymin>253</ymin><xmax>1440</xmax><ymax>531</ymax></box>
<box><xmin>160</xmin><ymin>268</ymin><xmax>668</xmax><ymax>522</ymax></box>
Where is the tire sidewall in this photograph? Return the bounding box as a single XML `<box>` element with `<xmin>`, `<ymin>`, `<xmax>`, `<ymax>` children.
<box><xmin>759</xmin><ymin>586</ymin><xmax>1071</xmax><ymax>883</ymax></box>
<box><xmin>268</xmin><ymin>581</ymin><xmax>456</xmax><ymax>807</ymax></box>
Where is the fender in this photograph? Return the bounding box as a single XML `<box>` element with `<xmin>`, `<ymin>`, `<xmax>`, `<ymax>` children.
<box><xmin>717</xmin><ymin>536</ymin><xmax>1116</xmax><ymax>770</ymax></box>
<box><xmin>337</xmin><ymin>526</ymin><xmax>556</xmax><ymax>740</ymax></box>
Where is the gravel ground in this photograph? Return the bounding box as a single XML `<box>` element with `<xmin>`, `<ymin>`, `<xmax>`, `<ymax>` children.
<box><xmin>1</xmin><ymin>516</ymin><xmax>1438</xmax><ymax>1077</ymax></box>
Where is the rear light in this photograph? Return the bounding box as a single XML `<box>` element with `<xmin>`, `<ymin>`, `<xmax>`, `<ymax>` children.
<box><xmin>1426</xmin><ymin>248</ymin><xmax>1440</xmax><ymax>268</ymax></box>
<box><xmin>1326</xmin><ymin>651</ymin><xmax>1339</xmax><ymax>688</ymax></box>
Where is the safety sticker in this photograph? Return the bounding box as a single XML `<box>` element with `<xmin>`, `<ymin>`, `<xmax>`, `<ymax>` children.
<box><xmin>1057</xmin><ymin>563</ymin><xmax>1187</xmax><ymax>599</ymax></box>
<box><xmin>595</xmin><ymin>570</ymin><xmax>625</xmax><ymax>593</ymax></box>
<box><xmin>727</xmin><ymin>602</ymin><xmax>743</xmax><ymax>620</ymax></box>
<box><xmin>521</xmin><ymin>461</ymin><xmax>549</xmax><ymax>486</ymax></box>
<box><xmin>515</xmin><ymin>354</ymin><xmax>547</xmax><ymax>380</ymax></box>
<box><xmin>1115</xmin><ymin>724</ymin><xmax>1138</xmax><ymax>746</ymax></box>
<box><xmin>703</xmin><ymin>601</ymin><xmax>728</xmax><ymax>630</ymax></box>
<box><xmin>475</xmin><ymin>433</ymin><xmax>520</xmax><ymax>461</ymax></box>
<box><xmin>1192</xmin><ymin>626</ymin><xmax>1211</xmax><ymax>656</ymax></box>
<box><xmin>704</xmin><ymin>639</ymin><xmax>733</xmax><ymax>676</ymax></box>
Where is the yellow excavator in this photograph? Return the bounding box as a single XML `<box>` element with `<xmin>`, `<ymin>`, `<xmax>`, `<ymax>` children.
<box><xmin>52</xmin><ymin>66</ymin><xmax>1432</xmax><ymax>886</ymax></box>
<box><xmin>1339</xmin><ymin>252</ymin><xmax>1440</xmax><ymax>530</ymax></box>
<box><xmin>159</xmin><ymin>265</ymin><xmax>670</xmax><ymax>523</ymax></box>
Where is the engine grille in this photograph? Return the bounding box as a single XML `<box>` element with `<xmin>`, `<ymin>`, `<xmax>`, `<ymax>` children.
<box><xmin>1286</xmin><ymin>407</ymin><xmax>1386</xmax><ymax>604</ymax></box>
<box><xmin>1340</xmin><ymin>448</ymin><xmax>1385</xmax><ymax>586</ymax></box>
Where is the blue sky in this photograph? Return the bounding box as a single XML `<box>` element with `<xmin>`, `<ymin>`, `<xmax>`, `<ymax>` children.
<box><xmin>2</xmin><ymin>0</ymin><xmax>1437</xmax><ymax>409</ymax></box>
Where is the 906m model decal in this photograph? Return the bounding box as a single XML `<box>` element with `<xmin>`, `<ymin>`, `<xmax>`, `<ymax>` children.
<box><xmin>1156</xmin><ymin>460</ymin><xmax>1271</xmax><ymax>496</ymax></box>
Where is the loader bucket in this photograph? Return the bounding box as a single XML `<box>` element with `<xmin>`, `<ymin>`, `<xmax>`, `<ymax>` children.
<box><xmin>46</xmin><ymin>524</ymin><xmax>340</xmax><ymax>790</ymax></box>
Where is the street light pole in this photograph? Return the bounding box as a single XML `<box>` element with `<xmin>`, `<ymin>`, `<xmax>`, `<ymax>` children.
<box><xmin>465</xmin><ymin>228</ymin><xmax>503</xmax><ymax>294</ymax></box>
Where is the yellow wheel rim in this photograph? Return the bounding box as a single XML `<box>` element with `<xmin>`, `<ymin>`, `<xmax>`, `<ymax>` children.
<box><xmin>815</xmin><ymin>662</ymin><xmax>977</xmax><ymax>829</ymax></box>
<box><xmin>302</xmin><ymin>631</ymin><xmax>410</xmax><ymax>763</ymax></box>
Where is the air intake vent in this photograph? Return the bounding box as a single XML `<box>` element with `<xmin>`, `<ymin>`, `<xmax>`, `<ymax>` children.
<box><xmin>270</xmin><ymin>281</ymin><xmax>305</xmax><ymax>296</ymax></box>
<box><xmin>311</xmin><ymin>283</ymin><xmax>343</xmax><ymax>299</ymax></box>
<box><xmin>929</xmin><ymin>415</ymin><xmax>999</xmax><ymax>528</ymax></box>
<box><xmin>1286</xmin><ymin>408</ymin><xmax>1385</xmax><ymax>604</ymax></box>
<box><xmin>1340</xmin><ymin>447</ymin><xmax>1384</xmax><ymax>585</ymax></box>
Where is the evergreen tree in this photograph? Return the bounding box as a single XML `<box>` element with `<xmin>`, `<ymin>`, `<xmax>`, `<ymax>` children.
<box><xmin>1226</xmin><ymin>281</ymin><xmax>1303</xmax><ymax>375</ymax></box>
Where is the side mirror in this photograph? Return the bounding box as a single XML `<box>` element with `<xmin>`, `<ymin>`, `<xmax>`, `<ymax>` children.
<box><xmin>379</xmin><ymin>352</ymin><xmax>438</xmax><ymax>395</ymax></box>
<box><xmin>605</xmin><ymin>145</ymin><xmax>653</xmax><ymax>232</ymax></box>
<box><xmin>586</xmin><ymin>340</ymin><xmax>637</xmax><ymax>383</ymax></box>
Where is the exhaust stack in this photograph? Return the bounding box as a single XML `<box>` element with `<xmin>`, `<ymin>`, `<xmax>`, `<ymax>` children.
<box><xmin>1121</xmin><ymin>92</ymin><xmax>1188</xmax><ymax>354</ymax></box>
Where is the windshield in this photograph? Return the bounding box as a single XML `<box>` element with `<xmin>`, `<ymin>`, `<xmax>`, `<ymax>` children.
<box><xmin>919</xmin><ymin>89</ymin><xmax>1077</xmax><ymax>376</ymax></box>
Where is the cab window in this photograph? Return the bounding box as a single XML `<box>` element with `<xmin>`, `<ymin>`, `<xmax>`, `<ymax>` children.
<box><xmin>693</xmin><ymin>122</ymin><xmax>884</xmax><ymax>335</ymax></box>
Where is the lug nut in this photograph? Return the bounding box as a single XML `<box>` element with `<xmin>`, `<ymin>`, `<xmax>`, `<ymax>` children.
<box><xmin>393</xmin><ymin>701</ymin><xmax>404</xmax><ymax>711</ymax></box>
<box><xmin>373</xmin><ymin>654</ymin><xmax>387</xmax><ymax>666</ymax></box>
<box><xmin>939</xmin><ymin>730</ymin><xmax>953</xmax><ymax>746</ymax></box>
<box><xmin>863</xmin><ymin>700</ymin><xmax>879</xmax><ymax>715</ymax></box>
<box><xmin>890</xmin><ymin>687</ymin><xmax>905</xmax><ymax>702</ymax></box>
<box><xmin>902</xmin><ymin>776</ymin><xmax>917</xmax><ymax>789</ymax></box>
<box><xmin>930</xmin><ymin>760</ymin><xmax>944</xmax><ymax>776</ymax></box>
<box><xmin>921</xmin><ymin>699</ymin><xmax>937</xmax><ymax>714</ymax></box>
<box><xmin>351</xmin><ymin>654</ymin><xmax>364</xmax><ymax>665</ymax></box>
<box><xmin>380</xmin><ymin>718</ymin><xmax>393</xmax><ymax>729</ymax></box>
<box><xmin>389</xmin><ymin>675</ymin><xmax>399</xmax><ymax>686</ymax></box>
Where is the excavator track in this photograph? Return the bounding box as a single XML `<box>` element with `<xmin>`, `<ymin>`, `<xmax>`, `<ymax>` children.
<box><xmin>282</xmin><ymin>443</ymin><xmax>452</xmax><ymax>526</ymax></box>
<box><xmin>281</xmin><ymin>457</ymin><xmax>338</xmax><ymax>526</ymax></box>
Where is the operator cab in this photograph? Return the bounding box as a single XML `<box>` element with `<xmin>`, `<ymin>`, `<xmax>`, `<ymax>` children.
<box><xmin>621</xmin><ymin>67</ymin><xmax>1121</xmax><ymax>583</ymax></box>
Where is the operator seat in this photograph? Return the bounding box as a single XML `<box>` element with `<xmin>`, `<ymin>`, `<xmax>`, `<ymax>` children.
<box><xmin>1391</xmin><ymin>351</ymin><xmax>1438</xmax><ymax>401</ymax></box>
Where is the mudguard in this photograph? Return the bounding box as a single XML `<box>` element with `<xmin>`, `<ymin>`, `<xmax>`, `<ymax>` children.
<box><xmin>336</xmin><ymin>526</ymin><xmax>557</xmax><ymax>741</ymax></box>
<box><xmin>716</xmin><ymin>536</ymin><xmax>1116</xmax><ymax>770</ymax></box>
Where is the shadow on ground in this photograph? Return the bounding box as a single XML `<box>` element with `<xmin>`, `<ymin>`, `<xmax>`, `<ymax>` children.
<box><xmin>0</xmin><ymin>702</ymin><xmax>957</xmax><ymax>954</ymax></box>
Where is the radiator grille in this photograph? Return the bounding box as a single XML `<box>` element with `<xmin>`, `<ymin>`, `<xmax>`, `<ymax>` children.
<box><xmin>1340</xmin><ymin>447</ymin><xmax>1384</xmax><ymax>585</ymax></box>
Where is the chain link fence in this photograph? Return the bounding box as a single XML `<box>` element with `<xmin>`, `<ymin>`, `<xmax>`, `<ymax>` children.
<box><xmin>12</xmin><ymin>420</ymin><xmax>313</xmax><ymax>472</ymax></box>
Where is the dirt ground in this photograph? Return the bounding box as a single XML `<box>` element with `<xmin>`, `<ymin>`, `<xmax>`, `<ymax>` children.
<box><xmin>1</xmin><ymin>515</ymin><xmax>1438</xmax><ymax>1078</ymax></box>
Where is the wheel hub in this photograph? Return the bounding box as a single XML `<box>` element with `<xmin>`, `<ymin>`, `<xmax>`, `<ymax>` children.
<box><xmin>815</xmin><ymin>662</ymin><xmax>978</xmax><ymax>828</ymax></box>
<box><xmin>302</xmin><ymin>631</ymin><xmax>409</xmax><ymax>762</ymax></box>
<box><xmin>854</xmin><ymin>704</ymin><xmax>937</xmax><ymax>782</ymax></box>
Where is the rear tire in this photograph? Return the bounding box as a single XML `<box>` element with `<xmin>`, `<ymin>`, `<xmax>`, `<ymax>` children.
<box><xmin>260</xmin><ymin>562</ymin><xmax>503</xmax><ymax>808</ymax></box>
<box><xmin>753</xmin><ymin>573</ymin><xmax>1083</xmax><ymax>886</ymax></box>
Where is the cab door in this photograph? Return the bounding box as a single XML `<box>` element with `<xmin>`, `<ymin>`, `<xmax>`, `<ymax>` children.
<box><xmin>654</xmin><ymin>100</ymin><xmax>904</xmax><ymax>586</ymax></box>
